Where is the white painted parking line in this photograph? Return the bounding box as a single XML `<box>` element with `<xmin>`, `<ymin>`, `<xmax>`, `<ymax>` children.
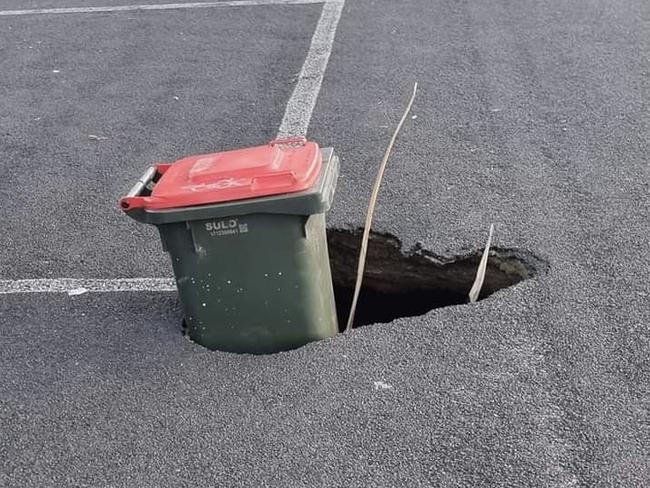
<box><xmin>0</xmin><ymin>0</ymin><xmax>330</xmax><ymax>17</ymax></box>
<box><xmin>277</xmin><ymin>0</ymin><xmax>344</xmax><ymax>138</ymax></box>
<box><xmin>0</xmin><ymin>278</ymin><xmax>176</xmax><ymax>294</ymax></box>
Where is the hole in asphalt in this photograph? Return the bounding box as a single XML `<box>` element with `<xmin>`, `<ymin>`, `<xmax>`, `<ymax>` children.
<box><xmin>327</xmin><ymin>228</ymin><xmax>547</xmax><ymax>329</ymax></box>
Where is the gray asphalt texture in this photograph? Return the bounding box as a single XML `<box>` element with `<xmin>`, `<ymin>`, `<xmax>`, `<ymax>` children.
<box><xmin>0</xmin><ymin>4</ymin><xmax>321</xmax><ymax>279</ymax></box>
<box><xmin>1</xmin><ymin>0</ymin><xmax>649</xmax><ymax>487</ymax></box>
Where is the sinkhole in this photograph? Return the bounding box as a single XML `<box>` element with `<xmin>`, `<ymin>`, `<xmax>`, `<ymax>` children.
<box><xmin>327</xmin><ymin>228</ymin><xmax>546</xmax><ymax>329</ymax></box>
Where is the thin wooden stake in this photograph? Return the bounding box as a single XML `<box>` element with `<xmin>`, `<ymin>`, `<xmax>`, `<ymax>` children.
<box><xmin>344</xmin><ymin>82</ymin><xmax>418</xmax><ymax>332</ymax></box>
<box><xmin>468</xmin><ymin>224</ymin><xmax>495</xmax><ymax>303</ymax></box>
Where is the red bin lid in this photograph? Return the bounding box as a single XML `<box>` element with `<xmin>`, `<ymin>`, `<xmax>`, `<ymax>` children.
<box><xmin>122</xmin><ymin>137</ymin><xmax>322</xmax><ymax>211</ymax></box>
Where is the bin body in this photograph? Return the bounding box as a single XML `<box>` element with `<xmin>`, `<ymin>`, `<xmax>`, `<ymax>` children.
<box><xmin>160</xmin><ymin>212</ymin><xmax>336</xmax><ymax>353</ymax></box>
<box><xmin>121</xmin><ymin>140</ymin><xmax>339</xmax><ymax>354</ymax></box>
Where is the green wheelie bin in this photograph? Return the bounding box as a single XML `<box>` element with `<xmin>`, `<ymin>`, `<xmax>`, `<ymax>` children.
<box><xmin>120</xmin><ymin>137</ymin><xmax>339</xmax><ymax>354</ymax></box>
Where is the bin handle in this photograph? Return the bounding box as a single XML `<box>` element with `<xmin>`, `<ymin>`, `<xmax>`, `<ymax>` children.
<box><xmin>127</xmin><ymin>166</ymin><xmax>157</xmax><ymax>197</ymax></box>
<box><xmin>120</xmin><ymin>165</ymin><xmax>167</xmax><ymax>211</ymax></box>
<box><xmin>269</xmin><ymin>136</ymin><xmax>307</xmax><ymax>147</ymax></box>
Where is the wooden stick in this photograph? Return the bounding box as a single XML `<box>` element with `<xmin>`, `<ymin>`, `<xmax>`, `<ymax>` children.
<box><xmin>468</xmin><ymin>224</ymin><xmax>495</xmax><ymax>303</ymax></box>
<box><xmin>344</xmin><ymin>82</ymin><xmax>418</xmax><ymax>332</ymax></box>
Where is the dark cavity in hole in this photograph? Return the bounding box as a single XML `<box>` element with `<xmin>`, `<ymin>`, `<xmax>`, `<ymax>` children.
<box><xmin>327</xmin><ymin>228</ymin><xmax>547</xmax><ymax>329</ymax></box>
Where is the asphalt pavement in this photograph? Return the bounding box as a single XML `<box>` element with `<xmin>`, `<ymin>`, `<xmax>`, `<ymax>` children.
<box><xmin>1</xmin><ymin>0</ymin><xmax>649</xmax><ymax>486</ymax></box>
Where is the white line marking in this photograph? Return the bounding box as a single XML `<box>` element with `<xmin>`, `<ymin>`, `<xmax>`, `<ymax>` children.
<box><xmin>0</xmin><ymin>278</ymin><xmax>176</xmax><ymax>294</ymax></box>
<box><xmin>276</xmin><ymin>0</ymin><xmax>344</xmax><ymax>138</ymax></box>
<box><xmin>1</xmin><ymin>0</ymin><xmax>345</xmax><ymax>295</ymax></box>
<box><xmin>0</xmin><ymin>0</ymin><xmax>326</xmax><ymax>17</ymax></box>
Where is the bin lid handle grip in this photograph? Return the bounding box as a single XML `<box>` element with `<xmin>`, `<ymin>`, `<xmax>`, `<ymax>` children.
<box><xmin>268</xmin><ymin>136</ymin><xmax>307</xmax><ymax>147</ymax></box>
<box><xmin>120</xmin><ymin>164</ymin><xmax>169</xmax><ymax>211</ymax></box>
